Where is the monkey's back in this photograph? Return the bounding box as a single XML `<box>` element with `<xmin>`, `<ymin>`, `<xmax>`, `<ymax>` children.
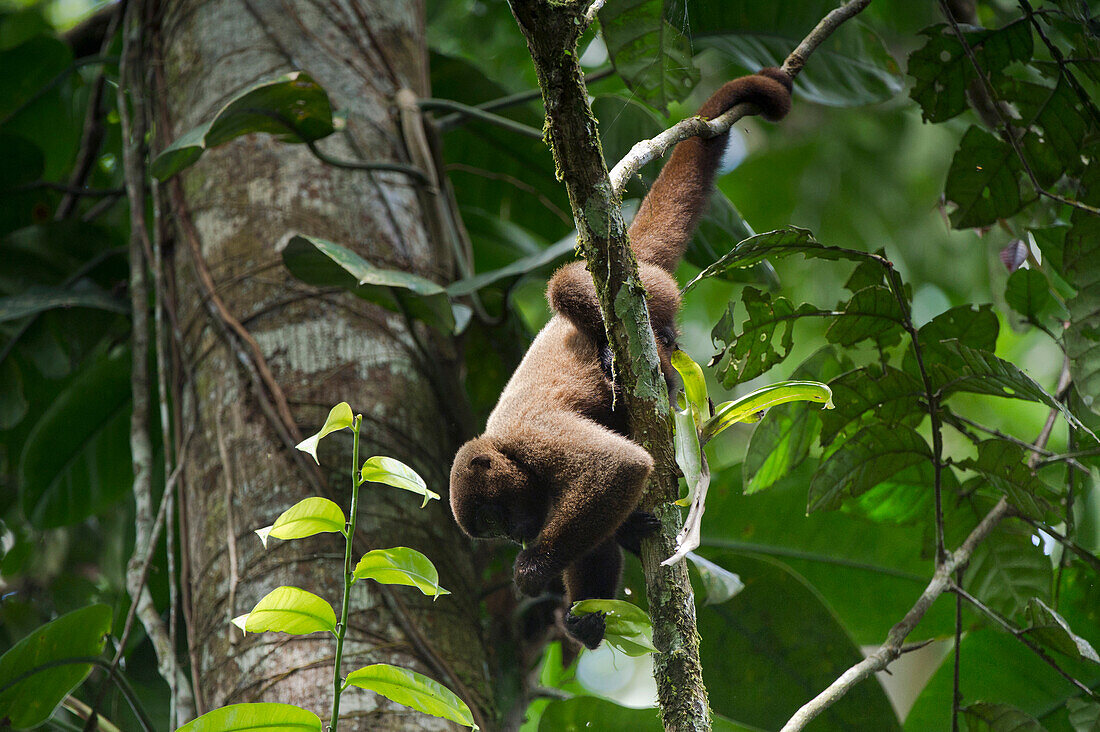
<box><xmin>486</xmin><ymin>316</ymin><xmax>615</xmax><ymax>435</ymax></box>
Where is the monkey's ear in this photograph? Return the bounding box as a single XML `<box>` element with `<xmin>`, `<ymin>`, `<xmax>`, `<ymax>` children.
<box><xmin>471</xmin><ymin>455</ymin><xmax>492</xmax><ymax>469</ymax></box>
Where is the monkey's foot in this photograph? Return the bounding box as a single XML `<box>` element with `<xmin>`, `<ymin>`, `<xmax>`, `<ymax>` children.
<box><xmin>564</xmin><ymin>611</ymin><xmax>606</xmax><ymax>650</ymax></box>
<box><xmin>513</xmin><ymin>549</ymin><xmax>559</xmax><ymax>597</ymax></box>
<box><xmin>616</xmin><ymin>510</ymin><xmax>661</xmax><ymax>555</ymax></box>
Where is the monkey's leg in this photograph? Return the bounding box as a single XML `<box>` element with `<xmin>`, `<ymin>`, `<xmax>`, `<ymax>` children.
<box><xmin>561</xmin><ymin>539</ymin><xmax>623</xmax><ymax>649</ymax></box>
<box><xmin>510</xmin><ymin>415</ymin><xmax>652</xmax><ymax>597</ymax></box>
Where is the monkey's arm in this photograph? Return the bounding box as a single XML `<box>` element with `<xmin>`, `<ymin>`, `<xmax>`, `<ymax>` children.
<box><xmin>508</xmin><ymin>414</ymin><xmax>653</xmax><ymax>597</ymax></box>
<box><xmin>629</xmin><ymin>68</ymin><xmax>793</xmax><ymax>272</ymax></box>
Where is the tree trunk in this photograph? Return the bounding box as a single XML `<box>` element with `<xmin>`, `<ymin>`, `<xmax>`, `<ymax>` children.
<box><xmin>151</xmin><ymin>1</ymin><xmax>493</xmax><ymax>727</ymax></box>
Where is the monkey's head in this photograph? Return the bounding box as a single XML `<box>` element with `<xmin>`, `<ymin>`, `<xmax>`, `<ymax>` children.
<box><xmin>449</xmin><ymin>438</ymin><xmax>547</xmax><ymax>544</ymax></box>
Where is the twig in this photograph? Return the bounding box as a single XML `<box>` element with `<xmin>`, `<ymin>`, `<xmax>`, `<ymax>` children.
<box><xmin>782</xmin><ymin>0</ymin><xmax>872</xmax><ymax>77</ymax></box>
<box><xmin>418</xmin><ymin>98</ymin><xmax>544</xmax><ymax>139</ymax></box>
<box><xmin>952</xmin><ymin>583</ymin><xmax>1100</xmax><ymax>702</ymax></box>
<box><xmin>583</xmin><ymin>0</ymin><xmax>606</xmax><ymax>28</ymax></box>
<box><xmin>780</xmin><ymin>497</ymin><xmax>1011</xmax><ymax>732</ymax></box>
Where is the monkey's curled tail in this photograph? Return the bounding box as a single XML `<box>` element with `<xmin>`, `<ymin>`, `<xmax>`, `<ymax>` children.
<box><xmin>627</xmin><ymin>67</ymin><xmax>793</xmax><ymax>273</ymax></box>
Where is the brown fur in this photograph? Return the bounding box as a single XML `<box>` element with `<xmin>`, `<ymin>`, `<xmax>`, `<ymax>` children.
<box><xmin>450</xmin><ymin>69</ymin><xmax>792</xmax><ymax>649</ymax></box>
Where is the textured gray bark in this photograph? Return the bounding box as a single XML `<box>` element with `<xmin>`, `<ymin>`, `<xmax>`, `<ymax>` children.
<box><xmin>153</xmin><ymin>1</ymin><xmax>493</xmax><ymax>727</ymax></box>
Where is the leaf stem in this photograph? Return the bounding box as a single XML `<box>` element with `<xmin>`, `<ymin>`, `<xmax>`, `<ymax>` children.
<box><xmin>330</xmin><ymin>414</ymin><xmax>362</xmax><ymax>731</ymax></box>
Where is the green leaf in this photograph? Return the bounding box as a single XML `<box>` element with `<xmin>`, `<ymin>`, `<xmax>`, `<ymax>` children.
<box><xmin>233</xmin><ymin>586</ymin><xmax>336</xmax><ymax>635</ymax></box>
<box><xmin>684</xmin><ymin>226</ymin><xmax>869</xmax><ymax>292</ymax></box>
<box><xmin>962</xmin><ymin>702</ymin><xmax>1047</xmax><ymax>732</ymax></box>
<box><xmin>907</xmin><ymin>19</ymin><xmax>1032</xmax><ymax>123</ymax></box>
<box><xmin>742</xmin><ymin>347</ymin><xmax>849</xmax><ymax>494</ymax></box>
<box><xmin>175</xmin><ymin>703</ymin><xmax>322</xmax><ymax>732</ymax></box>
<box><xmin>936</xmin><ymin>341</ymin><xmax>1087</xmax><ymax>435</ymax></box>
<box><xmin>959</xmin><ymin>440</ymin><xmax>1058</xmax><ymax>522</ymax></box>
<box><xmin>0</xmin><ymin>36</ymin><xmax>72</xmax><ymax>121</ymax></box>
<box><xmin>0</xmin><ymin>356</ymin><xmax>28</xmax><ymax>430</ymax></box>
<box><xmin>808</xmin><ymin>424</ymin><xmax>930</xmax><ymax>513</ymax></box>
<box><xmin>945</xmin><ymin>125</ymin><xmax>1028</xmax><ymax>229</ymax></box>
<box><xmin>1066</xmin><ymin>698</ymin><xmax>1100</xmax><ymax>732</ymax></box>
<box><xmin>687</xmin><ymin>552</ymin><xmax>744</xmax><ymax>605</ymax></box>
<box><xmin>713</xmin><ymin>288</ymin><xmax>826</xmax><ymax>386</ymax></box>
<box><xmin>671</xmin><ymin>349</ymin><xmax>709</xmax><ymax>423</ymax></box>
<box><xmin>19</xmin><ymin>348</ymin><xmax>131</xmax><ymax>528</ymax></box>
<box><xmin>352</xmin><ymin>547</ymin><xmax>450</xmax><ymax>599</ymax></box>
<box><xmin>917</xmin><ymin>303</ymin><xmax>1000</xmax><ymax>353</ymax></box>
<box><xmin>1022</xmin><ymin>598</ymin><xmax>1100</xmax><ymax>663</ymax></box>
<box><xmin>703</xmin><ymin>380</ymin><xmax>832</xmax><ymax>444</ymax></box>
<box><xmin>445</xmin><ymin>233</ymin><xmax>576</xmax><ymax>297</ymax></box>
<box><xmin>825</xmin><ymin>285</ymin><xmax>904</xmax><ymax>349</ymax></box>
<box><xmin>965</xmin><ymin>524</ymin><xmax>1052</xmax><ymax>619</ymax></box>
<box><xmin>818</xmin><ymin>366</ymin><xmax>924</xmax><ymax>448</ymax></box>
<box><xmin>255</xmin><ymin>497</ymin><xmax>346</xmax><ymax>548</ymax></box>
<box><xmin>281</xmin><ymin>234</ymin><xmax>455</xmax><ymax>332</ymax></box>
<box><xmin>360</xmin><ymin>456</ymin><xmax>439</xmax><ymax>507</ymax></box>
<box><xmin>1005</xmin><ymin>268</ymin><xmax>1054</xmax><ymax>323</ymax></box>
<box><xmin>687</xmin><ymin>2</ymin><xmax>903</xmax><ymax>107</ymax></box>
<box><xmin>344</xmin><ymin>663</ymin><xmax>478</xmax><ymax>729</ymax></box>
<box><xmin>294</xmin><ymin>401</ymin><xmax>354</xmax><ymax>465</ymax></box>
<box><xmin>0</xmin><ymin>285</ymin><xmax>127</xmax><ymax>323</ymax></box>
<box><xmin>0</xmin><ymin>605</ymin><xmax>111</xmax><ymax>729</ymax></box>
<box><xmin>151</xmin><ymin>72</ymin><xmax>335</xmax><ymax>180</ymax></box>
<box><xmin>1063</xmin><ymin>180</ymin><xmax>1100</xmax><ymax>410</ymax></box>
<box><xmin>599</xmin><ymin>0</ymin><xmax>699</xmax><ymax>112</ymax></box>
<box><xmin>672</xmin><ymin>402</ymin><xmax>704</xmax><ymax>508</ymax></box>
<box><xmin>571</xmin><ymin>599</ymin><xmax>658</xmax><ymax>656</ymax></box>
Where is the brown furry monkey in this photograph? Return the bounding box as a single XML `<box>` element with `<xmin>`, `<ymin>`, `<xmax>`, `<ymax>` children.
<box><xmin>450</xmin><ymin>68</ymin><xmax>792</xmax><ymax>649</ymax></box>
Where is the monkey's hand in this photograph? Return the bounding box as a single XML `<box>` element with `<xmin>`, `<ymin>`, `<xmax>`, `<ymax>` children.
<box><xmin>564</xmin><ymin>611</ymin><xmax>606</xmax><ymax>650</ymax></box>
<box><xmin>513</xmin><ymin>547</ymin><xmax>559</xmax><ymax>597</ymax></box>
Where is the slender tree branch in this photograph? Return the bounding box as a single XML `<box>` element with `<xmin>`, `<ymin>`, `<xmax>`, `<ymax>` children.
<box><xmin>418</xmin><ymin>98</ymin><xmax>544</xmax><ymax>139</ymax></box>
<box><xmin>782</xmin><ymin>0</ymin><xmax>872</xmax><ymax>77</ymax></box>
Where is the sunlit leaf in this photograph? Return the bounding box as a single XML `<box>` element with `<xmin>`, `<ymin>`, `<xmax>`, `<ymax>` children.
<box><xmin>176</xmin><ymin>703</ymin><xmax>322</xmax><ymax>732</ymax></box>
<box><xmin>671</xmin><ymin>349</ymin><xmax>709</xmax><ymax>423</ymax></box>
<box><xmin>360</xmin><ymin>456</ymin><xmax>439</xmax><ymax>507</ymax></box>
<box><xmin>0</xmin><ymin>605</ymin><xmax>111</xmax><ymax>729</ymax></box>
<box><xmin>256</xmin><ymin>496</ymin><xmax>346</xmax><ymax>547</ymax></box>
<box><xmin>702</xmin><ymin>380</ymin><xmax>832</xmax><ymax>443</ymax></box>
<box><xmin>571</xmin><ymin>599</ymin><xmax>658</xmax><ymax>656</ymax></box>
<box><xmin>294</xmin><ymin>402</ymin><xmax>354</xmax><ymax>465</ymax></box>
<box><xmin>353</xmin><ymin>547</ymin><xmax>450</xmax><ymax>599</ymax></box>
<box><xmin>344</xmin><ymin>663</ymin><xmax>478</xmax><ymax>729</ymax></box>
<box><xmin>235</xmin><ymin>586</ymin><xmax>336</xmax><ymax>635</ymax></box>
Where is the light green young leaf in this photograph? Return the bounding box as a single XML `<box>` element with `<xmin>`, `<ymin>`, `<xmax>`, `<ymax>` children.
<box><xmin>353</xmin><ymin>547</ymin><xmax>450</xmax><ymax>599</ymax></box>
<box><xmin>175</xmin><ymin>703</ymin><xmax>322</xmax><ymax>732</ymax></box>
<box><xmin>671</xmin><ymin>349</ymin><xmax>710</xmax><ymax>424</ymax></box>
<box><xmin>235</xmin><ymin>586</ymin><xmax>336</xmax><ymax>635</ymax></box>
<box><xmin>687</xmin><ymin>551</ymin><xmax>744</xmax><ymax>606</ymax></box>
<box><xmin>361</xmin><ymin>456</ymin><xmax>440</xmax><ymax>507</ymax></box>
<box><xmin>571</xmin><ymin>599</ymin><xmax>658</xmax><ymax>656</ymax></box>
<box><xmin>295</xmin><ymin>402</ymin><xmax>354</xmax><ymax>464</ymax></box>
<box><xmin>672</xmin><ymin>403</ymin><xmax>704</xmax><ymax>508</ymax></box>
<box><xmin>344</xmin><ymin>663</ymin><xmax>478</xmax><ymax>729</ymax></box>
<box><xmin>702</xmin><ymin>381</ymin><xmax>833</xmax><ymax>443</ymax></box>
<box><xmin>255</xmin><ymin>497</ymin><xmax>346</xmax><ymax>548</ymax></box>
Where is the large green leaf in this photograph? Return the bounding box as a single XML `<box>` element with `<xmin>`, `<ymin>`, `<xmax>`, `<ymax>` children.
<box><xmin>151</xmin><ymin>72</ymin><xmax>335</xmax><ymax>180</ymax></box>
<box><xmin>233</xmin><ymin>586</ymin><xmax>336</xmax><ymax>635</ymax></box>
<box><xmin>0</xmin><ymin>604</ymin><xmax>111</xmax><ymax>729</ymax></box>
<box><xmin>962</xmin><ymin>703</ymin><xmax>1046</xmax><ymax>732</ymax></box>
<box><xmin>19</xmin><ymin>348</ymin><xmax>132</xmax><ymax>528</ymax></box>
<box><xmin>685</xmin><ymin>1</ymin><xmax>903</xmax><ymax>107</ymax></box>
<box><xmin>818</xmin><ymin>365</ymin><xmax>924</xmax><ymax>448</ymax></box>
<box><xmin>808</xmin><ymin>423</ymin><xmax>931</xmax><ymax>513</ymax></box>
<box><xmin>0</xmin><ymin>285</ymin><xmax>126</xmax><ymax>323</ymax></box>
<box><xmin>958</xmin><ymin>440</ymin><xmax>1060</xmax><ymax>522</ymax></box>
<box><xmin>965</xmin><ymin>524</ymin><xmax>1052</xmax><ymax>619</ymax></box>
<box><xmin>711</xmin><ymin>287</ymin><xmax>825</xmax><ymax>386</ymax></box>
<box><xmin>344</xmin><ymin>663</ymin><xmax>478</xmax><ymax>729</ymax></box>
<box><xmin>945</xmin><ymin>125</ymin><xmax>1029</xmax><ymax>229</ymax></box>
<box><xmin>281</xmin><ymin>234</ymin><xmax>455</xmax><ymax>333</ymax></box>
<box><xmin>907</xmin><ymin>19</ymin><xmax>1033</xmax><ymax>123</ymax></box>
<box><xmin>360</xmin><ymin>455</ymin><xmax>440</xmax><ymax>507</ymax></box>
<box><xmin>570</xmin><ymin>599</ymin><xmax>658</xmax><ymax>656</ymax></box>
<box><xmin>176</xmin><ymin>703</ymin><xmax>322</xmax><ymax>732</ymax></box>
<box><xmin>1005</xmin><ymin>268</ymin><xmax>1055</xmax><ymax>324</ymax></box>
<box><xmin>352</xmin><ymin>547</ymin><xmax>450</xmax><ymax>599</ymax></box>
<box><xmin>255</xmin><ymin>496</ymin><xmax>346</xmax><ymax>548</ymax></box>
<box><xmin>698</xmin><ymin>553</ymin><xmax>900</xmax><ymax>730</ymax></box>
<box><xmin>599</xmin><ymin>0</ymin><xmax>699</xmax><ymax>112</ymax></box>
<box><xmin>0</xmin><ymin>35</ymin><xmax>72</xmax><ymax>121</ymax></box>
<box><xmin>824</xmin><ymin>285</ymin><xmax>905</xmax><ymax>349</ymax></box>
<box><xmin>1063</xmin><ymin>172</ymin><xmax>1100</xmax><ymax>411</ymax></box>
